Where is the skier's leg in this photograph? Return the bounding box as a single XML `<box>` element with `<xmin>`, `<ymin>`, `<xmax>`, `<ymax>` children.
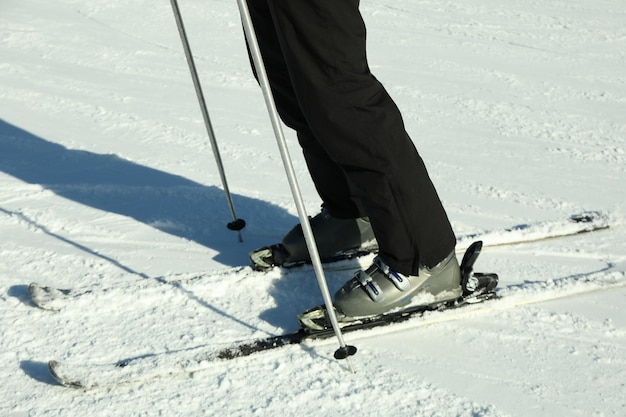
<box><xmin>246</xmin><ymin>0</ymin><xmax>378</xmax><ymax>267</ymax></box>
<box><xmin>245</xmin><ymin>0</ymin><xmax>361</xmax><ymax>219</ymax></box>
<box><xmin>266</xmin><ymin>0</ymin><xmax>455</xmax><ymax>274</ymax></box>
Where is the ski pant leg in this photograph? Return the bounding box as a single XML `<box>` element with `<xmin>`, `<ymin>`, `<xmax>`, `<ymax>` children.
<box><xmin>248</xmin><ymin>0</ymin><xmax>455</xmax><ymax>274</ymax></box>
<box><xmin>245</xmin><ymin>0</ymin><xmax>362</xmax><ymax>219</ymax></box>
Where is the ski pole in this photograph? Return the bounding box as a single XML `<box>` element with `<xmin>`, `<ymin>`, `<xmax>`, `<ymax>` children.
<box><xmin>169</xmin><ymin>0</ymin><xmax>246</xmax><ymax>241</ymax></box>
<box><xmin>235</xmin><ymin>0</ymin><xmax>357</xmax><ymax>366</ymax></box>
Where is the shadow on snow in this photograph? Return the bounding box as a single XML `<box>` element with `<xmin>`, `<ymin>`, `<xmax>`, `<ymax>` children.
<box><xmin>0</xmin><ymin>119</ymin><xmax>297</xmax><ymax>267</ymax></box>
<box><xmin>0</xmin><ymin>120</ymin><xmax>333</xmax><ymax>338</ymax></box>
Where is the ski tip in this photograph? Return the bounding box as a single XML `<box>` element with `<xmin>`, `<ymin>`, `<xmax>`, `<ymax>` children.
<box><xmin>48</xmin><ymin>360</ymin><xmax>83</xmax><ymax>389</ymax></box>
<box><xmin>48</xmin><ymin>360</ymin><xmax>64</xmax><ymax>386</ymax></box>
<box><xmin>570</xmin><ymin>211</ymin><xmax>598</xmax><ymax>223</ymax></box>
<box><xmin>570</xmin><ymin>211</ymin><xmax>610</xmax><ymax>227</ymax></box>
<box><xmin>27</xmin><ymin>282</ymin><xmax>40</xmax><ymax>296</ymax></box>
<box><xmin>28</xmin><ymin>283</ymin><xmax>62</xmax><ymax>311</ymax></box>
<box><xmin>28</xmin><ymin>282</ymin><xmax>48</xmax><ymax>310</ymax></box>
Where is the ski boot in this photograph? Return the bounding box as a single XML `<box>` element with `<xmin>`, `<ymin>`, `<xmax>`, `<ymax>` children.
<box><xmin>249</xmin><ymin>207</ymin><xmax>378</xmax><ymax>270</ymax></box>
<box><xmin>298</xmin><ymin>241</ymin><xmax>499</xmax><ymax>331</ymax></box>
<box><xmin>333</xmin><ymin>250</ymin><xmax>462</xmax><ymax>318</ymax></box>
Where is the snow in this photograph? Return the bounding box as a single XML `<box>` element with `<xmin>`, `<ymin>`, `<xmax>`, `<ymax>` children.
<box><xmin>1</xmin><ymin>0</ymin><xmax>625</xmax><ymax>415</ymax></box>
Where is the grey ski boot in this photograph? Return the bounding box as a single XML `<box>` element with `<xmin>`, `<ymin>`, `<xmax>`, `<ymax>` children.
<box><xmin>333</xmin><ymin>251</ymin><xmax>462</xmax><ymax>318</ymax></box>
<box><xmin>249</xmin><ymin>208</ymin><xmax>378</xmax><ymax>270</ymax></box>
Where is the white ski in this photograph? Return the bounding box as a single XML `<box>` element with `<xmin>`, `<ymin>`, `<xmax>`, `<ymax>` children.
<box><xmin>48</xmin><ymin>267</ymin><xmax>625</xmax><ymax>389</ymax></box>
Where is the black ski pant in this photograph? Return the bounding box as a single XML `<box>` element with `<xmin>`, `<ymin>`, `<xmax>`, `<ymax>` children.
<box><xmin>246</xmin><ymin>0</ymin><xmax>455</xmax><ymax>275</ymax></box>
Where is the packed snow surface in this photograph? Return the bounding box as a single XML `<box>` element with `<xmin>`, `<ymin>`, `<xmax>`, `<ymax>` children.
<box><xmin>1</xmin><ymin>0</ymin><xmax>625</xmax><ymax>416</ymax></box>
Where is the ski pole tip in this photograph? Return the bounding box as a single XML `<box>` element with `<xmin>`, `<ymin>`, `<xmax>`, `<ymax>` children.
<box><xmin>227</xmin><ymin>218</ymin><xmax>246</xmax><ymax>231</ymax></box>
<box><xmin>334</xmin><ymin>345</ymin><xmax>357</xmax><ymax>360</ymax></box>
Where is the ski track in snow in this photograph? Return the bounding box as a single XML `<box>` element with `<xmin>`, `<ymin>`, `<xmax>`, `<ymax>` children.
<box><xmin>1</xmin><ymin>0</ymin><xmax>625</xmax><ymax>416</ymax></box>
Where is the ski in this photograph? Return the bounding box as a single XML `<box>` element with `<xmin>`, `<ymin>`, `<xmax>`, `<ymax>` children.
<box><xmin>249</xmin><ymin>211</ymin><xmax>610</xmax><ymax>270</ymax></box>
<box><xmin>455</xmin><ymin>211</ymin><xmax>610</xmax><ymax>249</ymax></box>
<box><xmin>48</xmin><ymin>293</ymin><xmax>496</xmax><ymax>389</ymax></box>
<box><xmin>49</xmin><ymin>241</ymin><xmax>492</xmax><ymax>388</ymax></box>
<box><xmin>29</xmin><ymin>211</ymin><xmax>610</xmax><ymax>311</ymax></box>
<box><xmin>47</xmin><ymin>266</ymin><xmax>625</xmax><ymax>389</ymax></box>
<box><xmin>27</xmin><ymin>271</ymin><xmax>238</xmax><ymax>312</ymax></box>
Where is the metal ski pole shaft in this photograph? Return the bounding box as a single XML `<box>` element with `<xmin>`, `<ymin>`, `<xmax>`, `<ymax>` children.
<box><xmin>236</xmin><ymin>0</ymin><xmax>356</xmax><ymax>366</ymax></box>
<box><xmin>170</xmin><ymin>0</ymin><xmax>245</xmax><ymax>241</ymax></box>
